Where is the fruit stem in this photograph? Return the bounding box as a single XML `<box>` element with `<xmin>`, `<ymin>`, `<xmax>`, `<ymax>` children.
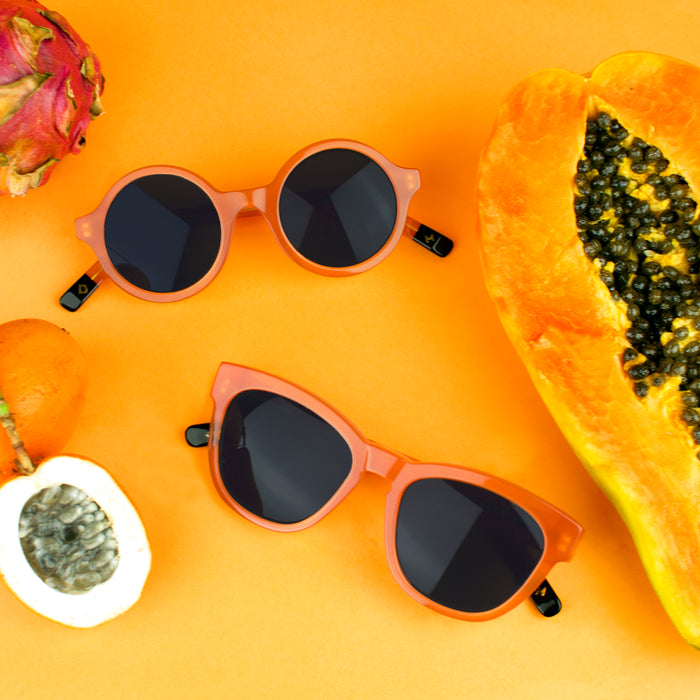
<box><xmin>0</xmin><ymin>392</ymin><xmax>35</xmax><ymax>475</ymax></box>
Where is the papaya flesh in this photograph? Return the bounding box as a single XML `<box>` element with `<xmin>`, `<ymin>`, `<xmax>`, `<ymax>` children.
<box><xmin>477</xmin><ymin>51</ymin><xmax>700</xmax><ymax>648</ymax></box>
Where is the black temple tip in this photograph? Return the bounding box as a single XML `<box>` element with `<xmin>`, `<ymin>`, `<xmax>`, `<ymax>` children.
<box><xmin>60</xmin><ymin>274</ymin><xmax>99</xmax><ymax>311</ymax></box>
<box><xmin>185</xmin><ymin>423</ymin><xmax>210</xmax><ymax>447</ymax></box>
<box><xmin>530</xmin><ymin>579</ymin><xmax>562</xmax><ymax>617</ymax></box>
<box><xmin>412</xmin><ymin>224</ymin><xmax>454</xmax><ymax>257</ymax></box>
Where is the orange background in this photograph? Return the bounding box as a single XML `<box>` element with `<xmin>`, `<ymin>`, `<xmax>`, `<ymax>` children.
<box><xmin>1</xmin><ymin>0</ymin><xmax>700</xmax><ymax>697</ymax></box>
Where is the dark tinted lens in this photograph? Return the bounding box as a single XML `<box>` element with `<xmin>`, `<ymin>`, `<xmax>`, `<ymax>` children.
<box><xmin>279</xmin><ymin>148</ymin><xmax>398</xmax><ymax>267</ymax></box>
<box><xmin>395</xmin><ymin>479</ymin><xmax>545</xmax><ymax>613</ymax></box>
<box><xmin>104</xmin><ymin>174</ymin><xmax>221</xmax><ymax>293</ymax></box>
<box><xmin>219</xmin><ymin>390</ymin><xmax>353</xmax><ymax>524</ymax></box>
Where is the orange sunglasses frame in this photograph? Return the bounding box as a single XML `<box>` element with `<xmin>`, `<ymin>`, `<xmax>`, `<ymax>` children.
<box><xmin>61</xmin><ymin>139</ymin><xmax>451</xmax><ymax>309</ymax></box>
<box><xmin>194</xmin><ymin>362</ymin><xmax>584</xmax><ymax>621</ymax></box>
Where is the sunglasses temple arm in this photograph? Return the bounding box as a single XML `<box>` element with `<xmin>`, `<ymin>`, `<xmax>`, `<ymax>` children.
<box><xmin>59</xmin><ymin>261</ymin><xmax>106</xmax><ymax>311</ymax></box>
<box><xmin>404</xmin><ymin>217</ymin><xmax>454</xmax><ymax>258</ymax></box>
<box><xmin>530</xmin><ymin>578</ymin><xmax>562</xmax><ymax>617</ymax></box>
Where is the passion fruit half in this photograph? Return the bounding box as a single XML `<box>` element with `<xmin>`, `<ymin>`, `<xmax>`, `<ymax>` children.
<box><xmin>0</xmin><ymin>454</ymin><xmax>151</xmax><ymax>627</ymax></box>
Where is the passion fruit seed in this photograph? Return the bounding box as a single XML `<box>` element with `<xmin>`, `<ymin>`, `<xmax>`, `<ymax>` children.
<box><xmin>18</xmin><ymin>484</ymin><xmax>119</xmax><ymax>594</ymax></box>
<box><xmin>574</xmin><ymin>111</ymin><xmax>700</xmax><ymax>457</ymax></box>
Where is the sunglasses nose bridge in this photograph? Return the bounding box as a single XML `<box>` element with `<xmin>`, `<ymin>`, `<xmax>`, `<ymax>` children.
<box><xmin>233</xmin><ymin>187</ymin><xmax>268</xmax><ymax>218</ymax></box>
<box><xmin>365</xmin><ymin>441</ymin><xmax>406</xmax><ymax>481</ymax></box>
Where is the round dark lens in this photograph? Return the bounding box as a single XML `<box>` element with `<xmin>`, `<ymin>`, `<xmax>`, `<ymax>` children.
<box><xmin>219</xmin><ymin>390</ymin><xmax>353</xmax><ymax>524</ymax></box>
<box><xmin>104</xmin><ymin>174</ymin><xmax>221</xmax><ymax>293</ymax></box>
<box><xmin>279</xmin><ymin>148</ymin><xmax>398</xmax><ymax>268</ymax></box>
<box><xmin>395</xmin><ymin>479</ymin><xmax>545</xmax><ymax>613</ymax></box>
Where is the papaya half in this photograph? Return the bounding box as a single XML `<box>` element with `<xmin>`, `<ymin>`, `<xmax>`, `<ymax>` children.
<box><xmin>476</xmin><ymin>51</ymin><xmax>700</xmax><ymax>648</ymax></box>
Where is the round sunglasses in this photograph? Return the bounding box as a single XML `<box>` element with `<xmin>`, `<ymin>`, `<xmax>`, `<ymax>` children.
<box><xmin>60</xmin><ymin>140</ymin><xmax>453</xmax><ymax>311</ymax></box>
<box><xmin>186</xmin><ymin>363</ymin><xmax>583</xmax><ymax>621</ymax></box>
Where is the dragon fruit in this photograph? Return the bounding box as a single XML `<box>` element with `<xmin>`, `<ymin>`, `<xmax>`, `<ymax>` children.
<box><xmin>0</xmin><ymin>0</ymin><xmax>104</xmax><ymax>196</ymax></box>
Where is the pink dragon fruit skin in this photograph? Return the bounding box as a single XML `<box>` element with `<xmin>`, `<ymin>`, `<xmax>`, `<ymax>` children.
<box><xmin>0</xmin><ymin>0</ymin><xmax>104</xmax><ymax>196</ymax></box>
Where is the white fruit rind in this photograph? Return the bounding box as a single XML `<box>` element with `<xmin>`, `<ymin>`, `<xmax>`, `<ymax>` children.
<box><xmin>0</xmin><ymin>455</ymin><xmax>151</xmax><ymax>628</ymax></box>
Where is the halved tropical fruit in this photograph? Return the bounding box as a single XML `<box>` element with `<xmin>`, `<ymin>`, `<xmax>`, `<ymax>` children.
<box><xmin>0</xmin><ymin>318</ymin><xmax>87</xmax><ymax>482</ymax></box>
<box><xmin>477</xmin><ymin>51</ymin><xmax>700</xmax><ymax>648</ymax></box>
<box><xmin>0</xmin><ymin>455</ymin><xmax>151</xmax><ymax>627</ymax></box>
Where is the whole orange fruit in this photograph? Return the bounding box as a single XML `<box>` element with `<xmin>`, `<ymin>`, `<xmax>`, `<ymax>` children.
<box><xmin>0</xmin><ymin>319</ymin><xmax>87</xmax><ymax>480</ymax></box>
